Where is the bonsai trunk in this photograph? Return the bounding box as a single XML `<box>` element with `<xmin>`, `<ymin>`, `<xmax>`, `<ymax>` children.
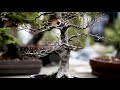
<box><xmin>56</xmin><ymin>26</ymin><xmax>73</xmax><ymax>78</ymax></box>
<box><xmin>114</xmin><ymin>44</ymin><xmax>120</xmax><ymax>59</ymax></box>
<box><xmin>116</xmin><ymin>47</ymin><xmax>120</xmax><ymax>59</ymax></box>
<box><xmin>56</xmin><ymin>46</ymin><xmax>72</xmax><ymax>78</ymax></box>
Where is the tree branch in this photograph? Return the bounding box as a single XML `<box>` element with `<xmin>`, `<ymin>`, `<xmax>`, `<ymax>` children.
<box><xmin>68</xmin><ymin>33</ymin><xmax>87</xmax><ymax>41</ymax></box>
<box><xmin>67</xmin><ymin>14</ymin><xmax>103</xmax><ymax>30</ymax></box>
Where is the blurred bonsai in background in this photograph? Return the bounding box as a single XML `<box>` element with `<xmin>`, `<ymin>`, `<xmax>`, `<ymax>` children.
<box><xmin>104</xmin><ymin>18</ymin><xmax>120</xmax><ymax>58</ymax></box>
<box><xmin>0</xmin><ymin>12</ymin><xmax>42</xmax><ymax>27</ymax></box>
<box><xmin>0</xmin><ymin>12</ymin><xmax>43</xmax><ymax>46</ymax></box>
<box><xmin>0</xmin><ymin>28</ymin><xmax>19</xmax><ymax>46</ymax></box>
<box><xmin>0</xmin><ymin>12</ymin><xmax>43</xmax><ymax>57</ymax></box>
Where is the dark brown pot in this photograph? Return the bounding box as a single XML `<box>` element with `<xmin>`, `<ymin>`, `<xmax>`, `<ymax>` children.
<box><xmin>90</xmin><ymin>57</ymin><xmax>120</xmax><ymax>78</ymax></box>
<box><xmin>0</xmin><ymin>59</ymin><xmax>42</xmax><ymax>75</ymax></box>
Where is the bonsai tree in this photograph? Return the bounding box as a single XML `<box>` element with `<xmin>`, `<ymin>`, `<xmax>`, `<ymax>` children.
<box><xmin>0</xmin><ymin>28</ymin><xmax>19</xmax><ymax>46</ymax></box>
<box><xmin>0</xmin><ymin>12</ymin><xmax>43</xmax><ymax>55</ymax></box>
<box><xmin>90</xmin><ymin>17</ymin><xmax>120</xmax><ymax>78</ymax></box>
<box><xmin>0</xmin><ymin>12</ymin><xmax>103</xmax><ymax>78</ymax></box>
<box><xmin>0</xmin><ymin>12</ymin><xmax>43</xmax><ymax>75</ymax></box>
<box><xmin>15</xmin><ymin>12</ymin><xmax>102</xmax><ymax>78</ymax></box>
<box><xmin>104</xmin><ymin>18</ymin><xmax>120</xmax><ymax>59</ymax></box>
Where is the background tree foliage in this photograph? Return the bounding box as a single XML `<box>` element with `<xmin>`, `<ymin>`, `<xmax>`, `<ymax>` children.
<box><xmin>0</xmin><ymin>12</ymin><xmax>42</xmax><ymax>27</ymax></box>
<box><xmin>0</xmin><ymin>12</ymin><xmax>41</xmax><ymax>46</ymax></box>
<box><xmin>105</xmin><ymin>18</ymin><xmax>120</xmax><ymax>49</ymax></box>
<box><xmin>0</xmin><ymin>28</ymin><xmax>19</xmax><ymax>46</ymax></box>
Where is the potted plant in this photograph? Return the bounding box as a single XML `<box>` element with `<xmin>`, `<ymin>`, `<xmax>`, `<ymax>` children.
<box><xmin>21</xmin><ymin>12</ymin><xmax>102</xmax><ymax>78</ymax></box>
<box><xmin>0</xmin><ymin>12</ymin><xmax>102</xmax><ymax>78</ymax></box>
<box><xmin>90</xmin><ymin>16</ymin><xmax>120</xmax><ymax>78</ymax></box>
<box><xmin>0</xmin><ymin>12</ymin><xmax>43</xmax><ymax>75</ymax></box>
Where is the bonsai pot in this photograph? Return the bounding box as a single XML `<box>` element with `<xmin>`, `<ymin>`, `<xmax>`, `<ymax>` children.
<box><xmin>90</xmin><ymin>56</ymin><xmax>120</xmax><ymax>78</ymax></box>
<box><xmin>0</xmin><ymin>58</ymin><xmax>42</xmax><ymax>75</ymax></box>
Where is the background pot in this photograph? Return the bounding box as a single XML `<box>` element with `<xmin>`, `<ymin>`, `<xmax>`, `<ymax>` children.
<box><xmin>0</xmin><ymin>59</ymin><xmax>42</xmax><ymax>75</ymax></box>
<box><xmin>90</xmin><ymin>57</ymin><xmax>120</xmax><ymax>78</ymax></box>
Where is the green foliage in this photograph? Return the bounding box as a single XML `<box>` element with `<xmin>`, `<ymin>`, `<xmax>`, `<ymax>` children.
<box><xmin>114</xmin><ymin>19</ymin><xmax>120</xmax><ymax>33</ymax></box>
<box><xmin>0</xmin><ymin>28</ymin><xmax>19</xmax><ymax>46</ymax></box>
<box><xmin>85</xmin><ymin>12</ymin><xmax>102</xmax><ymax>18</ymax></box>
<box><xmin>41</xmin><ymin>29</ymin><xmax>60</xmax><ymax>45</ymax></box>
<box><xmin>67</xmin><ymin>27</ymin><xmax>86</xmax><ymax>47</ymax></box>
<box><xmin>66</xmin><ymin>12</ymin><xmax>102</xmax><ymax>47</ymax></box>
<box><xmin>0</xmin><ymin>12</ymin><xmax>101</xmax><ymax>47</ymax></box>
<box><xmin>0</xmin><ymin>12</ymin><xmax>42</xmax><ymax>28</ymax></box>
<box><xmin>104</xmin><ymin>27</ymin><xmax>120</xmax><ymax>49</ymax></box>
<box><xmin>88</xmin><ymin>36</ymin><xmax>95</xmax><ymax>45</ymax></box>
<box><xmin>42</xmin><ymin>15</ymin><xmax>50</xmax><ymax>21</ymax></box>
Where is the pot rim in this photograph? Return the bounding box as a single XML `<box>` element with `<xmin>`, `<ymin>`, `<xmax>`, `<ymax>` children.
<box><xmin>90</xmin><ymin>59</ymin><xmax>120</xmax><ymax>64</ymax></box>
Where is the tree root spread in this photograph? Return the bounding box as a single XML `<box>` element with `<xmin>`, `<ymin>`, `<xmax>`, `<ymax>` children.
<box><xmin>30</xmin><ymin>72</ymin><xmax>78</xmax><ymax>78</ymax></box>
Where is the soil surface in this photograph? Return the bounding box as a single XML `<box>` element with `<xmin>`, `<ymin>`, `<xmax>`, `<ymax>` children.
<box><xmin>94</xmin><ymin>56</ymin><xmax>120</xmax><ymax>63</ymax></box>
<box><xmin>0</xmin><ymin>55</ymin><xmax>39</xmax><ymax>61</ymax></box>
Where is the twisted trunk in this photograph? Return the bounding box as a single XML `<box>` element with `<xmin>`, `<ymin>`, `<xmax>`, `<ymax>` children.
<box><xmin>57</xmin><ymin>46</ymin><xmax>71</xmax><ymax>78</ymax></box>
<box><xmin>56</xmin><ymin>26</ymin><xmax>72</xmax><ymax>78</ymax></box>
